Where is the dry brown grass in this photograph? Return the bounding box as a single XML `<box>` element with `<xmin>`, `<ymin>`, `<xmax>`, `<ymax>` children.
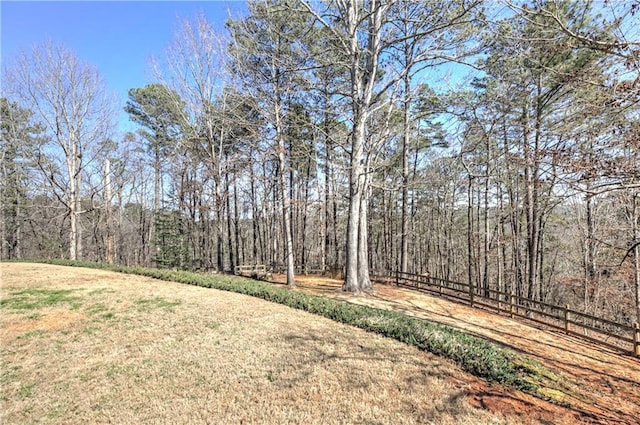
<box><xmin>274</xmin><ymin>273</ymin><xmax>640</xmax><ymax>425</ymax></box>
<box><xmin>0</xmin><ymin>263</ymin><xmax>532</xmax><ymax>424</ymax></box>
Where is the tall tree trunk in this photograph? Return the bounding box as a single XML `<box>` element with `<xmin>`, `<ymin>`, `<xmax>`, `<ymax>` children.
<box><xmin>344</xmin><ymin>117</ymin><xmax>369</xmax><ymax>292</ymax></box>
<box><xmin>585</xmin><ymin>194</ymin><xmax>597</xmax><ymax>310</ymax></box>
<box><xmin>216</xmin><ymin>178</ymin><xmax>225</xmax><ymax>272</ymax></box>
<box><xmin>527</xmin><ymin>91</ymin><xmax>544</xmax><ymax>301</ymax></box>
<box><xmin>277</xmin><ymin>138</ymin><xmax>295</xmax><ymax>285</ymax></box>
<box><xmin>67</xmin><ymin>143</ymin><xmax>82</xmax><ymax>260</ymax></box>
<box><xmin>225</xmin><ymin>170</ymin><xmax>235</xmax><ymax>271</ymax></box>
<box><xmin>233</xmin><ymin>169</ymin><xmax>241</xmax><ymax>265</ymax></box>
<box><xmin>632</xmin><ymin>193</ymin><xmax>640</xmax><ymax>323</ymax></box>
<box><xmin>15</xmin><ymin>195</ymin><xmax>21</xmax><ymax>259</ymax></box>
<box><xmin>332</xmin><ymin>176</ymin><xmax>339</xmax><ymax>270</ymax></box>
<box><xmin>322</xmin><ymin>146</ymin><xmax>329</xmax><ymax>272</ymax></box>
<box><xmin>523</xmin><ymin>103</ymin><xmax>538</xmax><ymax>301</ymax></box>
<box><xmin>483</xmin><ymin>176</ymin><xmax>490</xmax><ymax>297</ymax></box>
<box><xmin>467</xmin><ymin>175</ymin><xmax>475</xmax><ymax>291</ymax></box>
<box><xmin>382</xmin><ymin>184</ymin><xmax>391</xmax><ymax>272</ymax></box>
<box><xmin>322</xmin><ymin>97</ymin><xmax>331</xmax><ymax>273</ymax></box>
<box><xmin>400</xmin><ymin>73</ymin><xmax>410</xmax><ymax>275</ymax></box>
<box><xmin>301</xmin><ymin>157</ymin><xmax>312</xmax><ymax>272</ymax></box>
<box><xmin>357</xmin><ymin>173</ymin><xmax>372</xmax><ymax>288</ymax></box>
<box><xmin>250</xmin><ymin>160</ymin><xmax>260</xmax><ymax>265</ymax></box>
<box><xmin>105</xmin><ymin>159</ymin><xmax>114</xmax><ymax>264</ymax></box>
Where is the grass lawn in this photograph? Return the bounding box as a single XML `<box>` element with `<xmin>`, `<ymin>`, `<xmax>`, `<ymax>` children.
<box><xmin>0</xmin><ymin>262</ymin><xmax>527</xmax><ymax>424</ymax></box>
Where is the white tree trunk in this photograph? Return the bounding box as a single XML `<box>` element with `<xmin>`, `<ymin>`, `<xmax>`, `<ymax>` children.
<box><xmin>7</xmin><ymin>42</ymin><xmax>113</xmax><ymax>262</ymax></box>
<box><xmin>343</xmin><ymin>106</ymin><xmax>374</xmax><ymax>292</ymax></box>
<box><xmin>105</xmin><ymin>159</ymin><xmax>114</xmax><ymax>264</ymax></box>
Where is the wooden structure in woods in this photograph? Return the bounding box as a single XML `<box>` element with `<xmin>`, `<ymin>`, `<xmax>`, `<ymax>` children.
<box><xmin>234</xmin><ymin>264</ymin><xmax>271</xmax><ymax>280</ymax></box>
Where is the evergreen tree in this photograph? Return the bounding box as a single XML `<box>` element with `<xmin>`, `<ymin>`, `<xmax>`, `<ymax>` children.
<box><xmin>227</xmin><ymin>0</ymin><xmax>317</xmax><ymax>285</ymax></box>
<box><xmin>125</xmin><ymin>84</ymin><xmax>185</xmax><ymax>212</ymax></box>
<box><xmin>125</xmin><ymin>84</ymin><xmax>186</xmax><ymax>268</ymax></box>
<box><xmin>0</xmin><ymin>98</ymin><xmax>44</xmax><ymax>259</ymax></box>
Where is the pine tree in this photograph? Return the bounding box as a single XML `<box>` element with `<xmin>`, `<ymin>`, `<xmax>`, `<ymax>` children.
<box><xmin>0</xmin><ymin>98</ymin><xmax>44</xmax><ymax>259</ymax></box>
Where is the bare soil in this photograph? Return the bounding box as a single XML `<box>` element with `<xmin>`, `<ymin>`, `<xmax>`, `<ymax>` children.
<box><xmin>0</xmin><ymin>263</ymin><xmax>545</xmax><ymax>424</ymax></box>
<box><xmin>271</xmin><ymin>273</ymin><xmax>640</xmax><ymax>425</ymax></box>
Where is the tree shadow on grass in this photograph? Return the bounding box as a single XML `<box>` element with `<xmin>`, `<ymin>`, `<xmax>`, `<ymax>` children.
<box><xmin>257</xmin><ymin>276</ymin><xmax>640</xmax><ymax>424</ymax></box>
<box><xmin>275</xmin><ymin>327</ymin><xmax>486</xmax><ymax>423</ymax></box>
<box><xmin>361</xmin><ymin>290</ymin><xmax>640</xmax><ymax>425</ymax></box>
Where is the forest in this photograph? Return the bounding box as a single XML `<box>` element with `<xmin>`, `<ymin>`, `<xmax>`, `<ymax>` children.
<box><xmin>2</xmin><ymin>0</ymin><xmax>639</xmax><ymax>327</ymax></box>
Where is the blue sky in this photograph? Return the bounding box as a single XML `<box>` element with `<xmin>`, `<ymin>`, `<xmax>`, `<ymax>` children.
<box><xmin>1</xmin><ymin>1</ymin><xmax>247</xmax><ymax>131</ymax></box>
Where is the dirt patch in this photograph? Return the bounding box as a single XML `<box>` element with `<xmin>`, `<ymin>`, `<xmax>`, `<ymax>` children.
<box><xmin>1</xmin><ymin>308</ymin><xmax>87</xmax><ymax>340</ymax></box>
<box><xmin>465</xmin><ymin>382</ymin><xmax>584</xmax><ymax>425</ymax></box>
<box><xmin>272</xmin><ymin>273</ymin><xmax>640</xmax><ymax>425</ymax></box>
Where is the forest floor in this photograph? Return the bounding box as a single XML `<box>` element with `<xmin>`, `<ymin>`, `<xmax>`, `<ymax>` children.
<box><xmin>270</xmin><ymin>273</ymin><xmax>640</xmax><ymax>425</ymax></box>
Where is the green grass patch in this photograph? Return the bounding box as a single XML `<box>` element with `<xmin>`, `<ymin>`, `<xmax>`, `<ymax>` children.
<box><xmin>17</xmin><ymin>383</ymin><xmax>35</xmax><ymax>398</ymax></box>
<box><xmin>86</xmin><ymin>303</ymin><xmax>108</xmax><ymax>315</ymax></box>
<box><xmin>82</xmin><ymin>327</ymin><xmax>100</xmax><ymax>336</ymax></box>
<box><xmin>87</xmin><ymin>288</ymin><xmax>116</xmax><ymax>296</ymax></box>
<box><xmin>0</xmin><ymin>366</ymin><xmax>20</xmax><ymax>385</ymax></box>
<box><xmin>85</xmin><ymin>303</ymin><xmax>116</xmax><ymax>320</ymax></box>
<box><xmin>0</xmin><ymin>288</ymin><xmax>81</xmax><ymax>311</ymax></box>
<box><xmin>35</xmin><ymin>259</ymin><xmax>567</xmax><ymax>403</ymax></box>
<box><xmin>17</xmin><ymin>330</ymin><xmax>45</xmax><ymax>339</ymax></box>
<box><xmin>204</xmin><ymin>321</ymin><xmax>221</xmax><ymax>330</ymax></box>
<box><xmin>46</xmin><ymin>404</ymin><xmax>66</xmax><ymax>420</ymax></box>
<box><xmin>105</xmin><ymin>363</ymin><xmax>136</xmax><ymax>378</ymax></box>
<box><xmin>135</xmin><ymin>296</ymin><xmax>181</xmax><ymax>312</ymax></box>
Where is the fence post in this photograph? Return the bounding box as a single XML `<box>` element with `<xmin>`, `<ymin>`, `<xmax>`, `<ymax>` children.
<box><xmin>469</xmin><ymin>284</ymin><xmax>474</xmax><ymax>307</ymax></box>
<box><xmin>634</xmin><ymin>323</ymin><xmax>640</xmax><ymax>357</ymax></box>
<box><xmin>438</xmin><ymin>279</ymin><xmax>443</xmax><ymax>296</ymax></box>
<box><xmin>510</xmin><ymin>290</ymin><xmax>515</xmax><ymax>319</ymax></box>
<box><xmin>564</xmin><ymin>305</ymin><xmax>571</xmax><ymax>334</ymax></box>
<box><xmin>395</xmin><ymin>271</ymin><xmax>399</xmax><ymax>286</ymax></box>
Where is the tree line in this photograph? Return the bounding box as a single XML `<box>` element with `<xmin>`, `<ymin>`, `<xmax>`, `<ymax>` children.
<box><xmin>2</xmin><ymin>0</ymin><xmax>639</xmax><ymax>325</ymax></box>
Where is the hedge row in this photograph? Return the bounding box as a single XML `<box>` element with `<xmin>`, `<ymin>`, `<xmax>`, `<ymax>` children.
<box><xmin>35</xmin><ymin>259</ymin><xmax>564</xmax><ymax>401</ymax></box>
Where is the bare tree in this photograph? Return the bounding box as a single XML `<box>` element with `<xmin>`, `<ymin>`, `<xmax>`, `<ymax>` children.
<box><xmin>5</xmin><ymin>42</ymin><xmax>115</xmax><ymax>260</ymax></box>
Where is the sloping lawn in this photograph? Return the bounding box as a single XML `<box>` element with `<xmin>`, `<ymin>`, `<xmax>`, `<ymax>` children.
<box><xmin>1</xmin><ymin>262</ymin><xmax>526</xmax><ymax>424</ymax></box>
